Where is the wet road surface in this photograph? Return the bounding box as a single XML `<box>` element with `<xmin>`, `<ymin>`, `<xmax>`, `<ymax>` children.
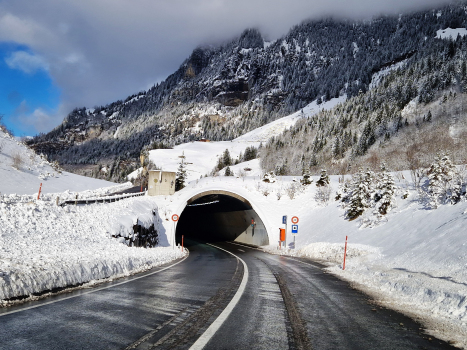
<box><xmin>0</xmin><ymin>240</ymin><xmax>455</xmax><ymax>349</ymax></box>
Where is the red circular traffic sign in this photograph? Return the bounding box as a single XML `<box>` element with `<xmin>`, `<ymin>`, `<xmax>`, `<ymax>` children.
<box><xmin>172</xmin><ymin>214</ymin><xmax>179</xmax><ymax>222</ymax></box>
<box><xmin>291</xmin><ymin>216</ymin><xmax>299</xmax><ymax>224</ymax></box>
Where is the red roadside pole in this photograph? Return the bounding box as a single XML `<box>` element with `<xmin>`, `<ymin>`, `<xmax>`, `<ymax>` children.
<box><xmin>343</xmin><ymin>235</ymin><xmax>348</xmax><ymax>270</ymax></box>
<box><xmin>182</xmin><ymin>235</ymin><xmax>184</xmax><ymax>250</ymax></box>
<box><xmin>37</xmin><ymin>183</ymin><xmax>42</xmax><ymax>200</ymax></box>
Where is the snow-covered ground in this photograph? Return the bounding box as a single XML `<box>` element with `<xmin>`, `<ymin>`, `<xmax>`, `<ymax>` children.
<box><xmin>0</xmin><ymin>129</ymin><xmax>185</xmax><ymax>305</ymax></box>
<box><xmin>0</xmin><ymin>130</ymin><xmax>117</xmax><ymax>195</ymax></box>
<box><xmin>436</xmin><ymin>28</ymin><xmax>467</xmax><ymax>40</ymax></box>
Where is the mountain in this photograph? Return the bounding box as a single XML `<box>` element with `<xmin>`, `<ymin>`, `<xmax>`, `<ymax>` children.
<box><xmin>27</xmin><ymin>2</ymin><xmax>467</xmax><ymax>181</ymax></box>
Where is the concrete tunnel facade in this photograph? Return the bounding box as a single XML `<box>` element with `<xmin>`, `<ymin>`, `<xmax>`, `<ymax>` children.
<box><xmin>175</xmin><ymin>190</ymin><xmax>269</xmax><ymax>246</ymax></box>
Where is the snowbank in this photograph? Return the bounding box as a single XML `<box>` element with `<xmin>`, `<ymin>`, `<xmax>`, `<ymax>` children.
<box><xmin>0</xmin><ymin>193</ymin><xmax>184</xmax><ymax>304</ymax></box>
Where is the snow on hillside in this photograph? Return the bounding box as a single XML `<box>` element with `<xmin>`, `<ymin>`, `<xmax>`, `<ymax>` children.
<box><xmin>152</xmin><ymin>174</ymin><xmax>467</xmax><ymax>348</ymax></box>
<box><xmin>235</xmin><ymin>96</ymin><xmax>346</xmax><ymax>142</ymax></box>
<box><xmin>0</xmin><ymin>128</ymin><xmax>185</xmax><ymax>304</ymax></box>
<box><xmin>0</xmin><ymin>130</ymin><xmax>118</xmax><ymax>195</ymax></box>
<box><xmin>369</xmin><ymin>60</ymin><xmax>408</xmax><ymax>90</ymax></box>
<box><xmin>138</xmin><ymin>96</ymin><xmax>346</xmax><ymax>182</ymax></box>
<box><xmin>436</xmin><ymin>28</ymin><xmax>467</xmax><ymax>40</ymax></box>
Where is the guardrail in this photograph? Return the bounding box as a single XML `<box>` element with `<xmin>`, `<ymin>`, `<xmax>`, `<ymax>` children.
<box><xmin>59</xmin><ymin>191</ymin><xmax>145</xmax><ymax>206</ymax></box>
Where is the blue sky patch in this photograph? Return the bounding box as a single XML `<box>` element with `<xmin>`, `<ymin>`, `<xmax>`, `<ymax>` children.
<box><xmin>0</xmin><ymin>43</ymin><xmax>61</xmax><ymax>136</ymax></box>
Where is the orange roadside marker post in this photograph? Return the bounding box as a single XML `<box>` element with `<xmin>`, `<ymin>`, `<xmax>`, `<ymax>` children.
<box><xmin>37</xmin><ymin>183</ymin><xmax>42</xmax><ymax>200</ymax></box>
<box><xmin>343</xmin><ymin>236</ymin><xmax>348</xmax><ymax>270</ymax></box>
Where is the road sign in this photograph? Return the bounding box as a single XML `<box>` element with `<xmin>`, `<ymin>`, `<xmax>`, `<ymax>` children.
<box><xmin>171</xmin><ymin>214</ymin><xmax>179</xmax><ymax>222</ymax></box>
<box><xmin>291</xmin><ymin>216</ymin><xmax>299</xmax><ymax>224</ymax></box>
<box><xmin>291</xmin><ymin>224</ymin><xmax>298</xmax><ymax>234</ymax></box>
<box><xmin>282</xmin><ymin>215</ymin><xmax>287</xmax><ymax>224</ymax></box>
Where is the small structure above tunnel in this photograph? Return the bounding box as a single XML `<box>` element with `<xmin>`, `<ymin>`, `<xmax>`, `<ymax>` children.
<box><xmin>148</xmin><ymin>170</ymin><xmax>176</xmax><ymax>196</ymax></box>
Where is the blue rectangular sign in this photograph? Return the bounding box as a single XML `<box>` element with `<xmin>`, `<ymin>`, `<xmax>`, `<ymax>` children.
<box><xmin>291</xmin><ymin>225</ymin><xmax>298</xmax><ymax>234</ymax></box>
<box><xmin>282</xmin><ymin>215</ymin><xmax>287</xmax><ymax>224</ymax></box>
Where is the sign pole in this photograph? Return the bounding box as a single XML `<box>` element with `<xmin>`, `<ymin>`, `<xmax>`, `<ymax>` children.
<box><xmin>290</xmin><ymin>216</ymin><xmax>299</xmax><ymax>250</ymax></box>
<box><xmin>285</xmin><ymin>220</ymin><xmax>287</xmax><ymax>249</ymax></box>
<box><xmin>171</xmin><ymin>214</ymin><xmax>179</xmax><ymax>250</ymax></box>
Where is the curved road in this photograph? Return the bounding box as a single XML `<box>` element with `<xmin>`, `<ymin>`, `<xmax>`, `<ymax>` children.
<box><xmin>0</xmin><ymin>240</ymin><xmax>455</xmax><ymax>349</ymax></box>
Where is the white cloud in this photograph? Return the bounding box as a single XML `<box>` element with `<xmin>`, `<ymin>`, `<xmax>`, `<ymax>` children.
<box><xmin>17</xmin><ymin>106</ymin><xmax>62</xmax><ymax>134</ymax></box>
<box><xmin>5</xmin><ymin>51</ymin><xmax>49</xmax><ymax>74</ymax></box>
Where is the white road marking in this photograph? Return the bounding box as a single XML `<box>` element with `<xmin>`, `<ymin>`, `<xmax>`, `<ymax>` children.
<box><xmin>189</xmin><ymin>243</ymin><xmax>249</xmax><ymax>350</ymax></box>
<box><xmin>238</xmin><ymin>249</ymin><xmax>245</xmax><ymax>252</ymax></box>
<box><xmin>0</xmin><ymin>254</ymin><xmax>189</xmax><ymax>317</ymax></box>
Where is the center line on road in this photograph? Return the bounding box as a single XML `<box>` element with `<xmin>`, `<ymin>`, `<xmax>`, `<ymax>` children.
<box><xmin>189</xmin><ymin>243</ymin><xmax>249</xmax><ymax>350</ymax></box>
<box><xmin>238</xmin><ymin>249</ymin><xmax>245</xmax><ymax>252</ymax></box>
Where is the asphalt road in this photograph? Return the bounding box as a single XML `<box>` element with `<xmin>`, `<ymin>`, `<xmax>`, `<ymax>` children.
<box><xmin>0</xmin><ymin>240</ymin><xmax>455</xmax><ymax>350</ymax></box>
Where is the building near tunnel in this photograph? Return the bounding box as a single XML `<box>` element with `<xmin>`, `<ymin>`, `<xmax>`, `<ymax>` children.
<box><xmin>176</xmin><ymin>190</ymin><xmax>269</xmax><ymax>246</ymax></box>
<box><xmin>148</xmin><ymin>170</ymin><xmax>176</xmax><ymax>196</ymax></box>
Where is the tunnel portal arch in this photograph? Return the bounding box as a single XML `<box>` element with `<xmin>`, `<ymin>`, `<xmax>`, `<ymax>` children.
<box><xmin>176</xmin><ymin>190</ymin><xmax>269</xmax><ymax>246</ymax></box>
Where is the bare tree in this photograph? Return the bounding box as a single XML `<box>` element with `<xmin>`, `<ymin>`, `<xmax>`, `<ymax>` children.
<box><xmin>406</xmin><ymin>145</ymin><xmax>425</xmax><ymax>188</ymax></box>
<box><xmin>12</xmin><ymin>153</ymin><xmax>23</xmax><ymax>170</ymax></box>
<box><xmin>315</xmin><ymin>184</ymin><xmax>332</xmax><ymax>206</ymax></box>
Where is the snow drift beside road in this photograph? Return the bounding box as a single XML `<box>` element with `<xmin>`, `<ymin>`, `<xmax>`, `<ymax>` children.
<box><xmin>0</xmin><ymin>195</ymin><xmax>184</xmax><ymax>303</ymax></box>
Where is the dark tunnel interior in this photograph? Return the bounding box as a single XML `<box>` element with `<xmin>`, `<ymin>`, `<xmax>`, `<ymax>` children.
<box><xmin>175</xmin><ymin>194</ymin><xmax>267</xmax><ymax>244</ymax></box>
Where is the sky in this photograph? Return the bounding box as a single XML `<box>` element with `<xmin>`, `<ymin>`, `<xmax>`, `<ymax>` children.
<box><xmin>0</xmin><ymin>0</ymin><xmax>457</xmax><ymax>136</ymax></box>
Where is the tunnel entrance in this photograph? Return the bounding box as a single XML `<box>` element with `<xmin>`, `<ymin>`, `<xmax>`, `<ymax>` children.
<box><xmin>175</xmin><ymin>192</ymin><xmax>269</xmax><ymax>246</ymax></box>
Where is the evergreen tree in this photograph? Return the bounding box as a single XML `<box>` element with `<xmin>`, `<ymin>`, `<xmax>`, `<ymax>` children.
<box><xmin>316</xmin><ymin>169</ymin><xmax>330</xmax><ymax>187</ymax></box>
<box><xmin>224</xmin><ymin>166</ymin><xmax>233</xmax><ymax>176</ymax></box>
<box><xmin>427</xmin><ymin>153</ymin><xmax>458</xmax><ymax>207</ymax></box>
<box><xmin>345</xmin><ymin>168</ymin><xmax>375</xmax><ymax>220</ymax></box>
<box><xmin>376</xmin><ymin>164</ymin><xmax>396</xmax><ymax>215</ymax></box>
<box><xmin>222</xmin><ymin>149</ymin><xmax>232</xmax><ymax>167</ymax></box>
<box><xmin>175</xmin><ymin>152</ymin><xmax>187</xmax><ymax>191</ymax></box>
<box><xmin>300</xmin><ymin>167</ymin><xmax>313</xmax><ymax>185</ymax></box>
<box><xmin>426</xmin><ymin>110</ymin><xmax>432</xmax><ymax>122</ymax></box>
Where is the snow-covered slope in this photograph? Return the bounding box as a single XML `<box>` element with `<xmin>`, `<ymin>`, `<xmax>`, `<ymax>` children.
<box><xmin>0</xmin><ymin>128</ymin><xmax>185</xmax><ymax>305</ymax></box>
<box><xmin>235</xmin><ymin>96</ymin><xmax>346</xmax><ymax>142</ymax></box>
<box><xmin>0</xmin><ymin>130</ymin><xmax>116</xmax><ymax>195</ymax></box>
<box><xmin>138</xmin><ymin>96</ymin><xmax>345</xmax><ymax>182</ymax></box>
<box><xmin>436</xmin><ymin>27</ymin><xmax>467</xmax><ymax>40</ymax></box>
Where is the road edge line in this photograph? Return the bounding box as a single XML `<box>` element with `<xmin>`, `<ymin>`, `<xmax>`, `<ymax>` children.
<box><xmin>0</xmin><ymin>253</ymin><xmax>189</xmax><ymax>317</ymax></box>
<box><xmin>189</xmin><ymin>243</ymin><xmax>249</xmax><ymax>350</ymax></box>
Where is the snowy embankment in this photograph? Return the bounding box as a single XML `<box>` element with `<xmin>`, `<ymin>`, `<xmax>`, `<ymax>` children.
<box><xmin>155</xmin><ymin>174</ymin><xmax>467</xmax><ymax>348</ymax></box>
<box><xmin>0</xmin><ymin>129</ymin><xmax>185</xmax><ymax>304</ymax></box>
<box><xmin>0</xmin><ymin>194</ymin><xmax>184</xmax><ymax>304</ymax></box>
